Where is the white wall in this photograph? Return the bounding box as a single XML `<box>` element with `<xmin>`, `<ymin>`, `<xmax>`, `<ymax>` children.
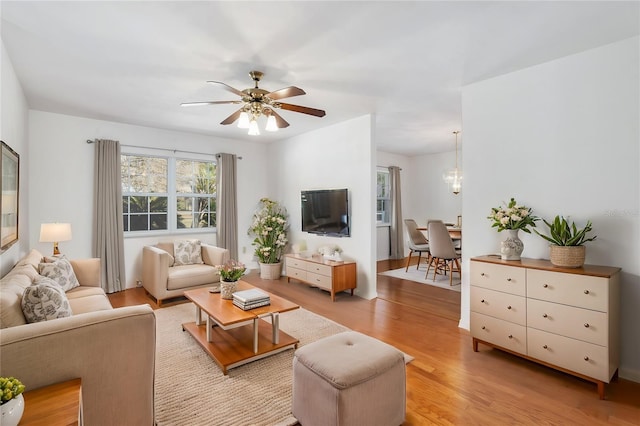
<box><xmin>269</xmin><ymin>115</ymin><xmax>377</xmax><ymax>299</ymax></box>
<box><xmin>461</xmin><ymin>37</ymin><xmax>640</xmax><ymax>381</ymax></box>
<box><xmin>0</xmin><ymin>41</ymin><xmax>30</xmax><ymax>276</ymax></box>
<box><xmin>28</xmin><ymin>111</ymin><xmax>269</xmax><ymax>288</ymax></box>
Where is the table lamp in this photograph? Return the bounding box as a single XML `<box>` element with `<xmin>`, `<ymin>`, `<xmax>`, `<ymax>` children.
<box><xmin>39</xmin><ymin>223</ymin><xmax>72</xmax><ymax>255</ymax></box>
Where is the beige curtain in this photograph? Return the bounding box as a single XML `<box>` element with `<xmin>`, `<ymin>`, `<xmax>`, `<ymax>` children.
<box><xmin>216</xmin><ymin>153</ymin><xmax>238</xmax><ymax>259</ymax></box>
<box><xmin>93</xmin><ymin>139</ymin><xmax>125</xmax><ymax>293</ymax></box>
<box><xmin>388</xmin><ymin>166</ymin><xmax>405</xmax><ymax>259</ymax></box>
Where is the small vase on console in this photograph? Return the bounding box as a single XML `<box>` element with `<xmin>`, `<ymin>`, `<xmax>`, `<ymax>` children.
<box><xmin>500</xmin><ymin>229</ymin><xmax>524</xmax><ymax>261</ymax></box>
<box><xmin>220</xmin><ymin>281</ymin><xmax>237</xmax><ymax>300</ymax></box>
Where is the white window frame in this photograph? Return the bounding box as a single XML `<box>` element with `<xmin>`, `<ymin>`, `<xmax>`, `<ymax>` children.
<box><xmin>121</xmin><ymin>152</ymin><xmax>217</xmax><ymax>237</ymax></box>
<box><xmin>376</xmin><ymin>168</ymin><xmax>391</xmax><ymax>225</ymax></box>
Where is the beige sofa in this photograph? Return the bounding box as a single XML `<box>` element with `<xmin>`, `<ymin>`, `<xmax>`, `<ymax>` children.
<box><xmin>0</xmin><ymin>249</ymin><xmax>155</xmax><ymax>426</ymax></box>
<box><xmin>142</xmin><ymin>241</ymin><xmax>230</xmax><ymax>305</ymax></box>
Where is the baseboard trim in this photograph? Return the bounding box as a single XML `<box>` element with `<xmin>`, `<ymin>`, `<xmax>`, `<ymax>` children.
<box><xmin>619</xmin><ymin>367</ymin><xmax>640</xmax><ymax>383</ymax></box>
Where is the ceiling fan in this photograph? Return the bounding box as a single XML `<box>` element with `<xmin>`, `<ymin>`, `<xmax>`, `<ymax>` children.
<box><xmin>181</xmin><ymin>71</ymin><xmax>326</xmax><ymax>135</ymax></box>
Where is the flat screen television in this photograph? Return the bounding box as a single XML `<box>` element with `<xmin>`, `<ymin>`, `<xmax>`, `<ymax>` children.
<box><xmin>301</xmin><ymin>189</ymin><xmax>350</xmax><ymax>237</ymax></box>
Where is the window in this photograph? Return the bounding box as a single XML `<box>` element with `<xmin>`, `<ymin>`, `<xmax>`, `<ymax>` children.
<box><xmin>376</xmin><ymin>168</ymin><xmax>391</xmax><ymax>224</ymax></box>
<box><xmin>121</xmin><ymin>154</ymin><xmax>216</xmax><ymax>233</ymax></box>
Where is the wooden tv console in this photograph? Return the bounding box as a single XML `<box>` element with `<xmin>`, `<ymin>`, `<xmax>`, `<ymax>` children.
<box><xmin>285</xmin><ymin>254</ymin><xmax>356</xmax><ymax>301</ymax></box>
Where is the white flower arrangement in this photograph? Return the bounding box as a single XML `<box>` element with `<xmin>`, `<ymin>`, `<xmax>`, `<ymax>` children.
<box><xmin>317</xmin><ymin>245</ymin><xmax>343</xmax><ymax>257</ymax></box>
<box><xmin>248</xmin><ymin>198</ymin><xmax>289</xmax><ymax>264</ymax></box>
<box><xmin>488</xmin><ymin>197</ymin><xmax>539</xmax><ymax>233</ymax></box>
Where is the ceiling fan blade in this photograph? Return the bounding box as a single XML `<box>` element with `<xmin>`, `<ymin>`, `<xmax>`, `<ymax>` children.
<box><xmin>206</xmin><ymin>81</ymin><xmax>245</xmax><ymax>97</ymax></box>
<box><xmin>181</xmin><ymin>100</ymin><xmax>241</xmax><ymax>107</ymax></box>
<box><xmin>270</xmin><ymin>109</ymin><xmax>290</xmax><ymax>128</ymax></box>
<box><xmin>278</xmin><ymin>103</ymin><xmax>326</xmax><ymax>117</ymax></box>
<box><xmin>267</xmin><ymin>86</ymin><xmax>306</xmax><ymax>100</ymax></box>
<box><xmin>220</xmin><ymin>109</ymin><xmax>243</xmax><ymax>125</ymax></box>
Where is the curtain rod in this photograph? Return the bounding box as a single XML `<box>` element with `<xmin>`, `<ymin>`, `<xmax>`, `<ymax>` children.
<box><xmin>86</xmin><ymin>140</ymin><xmax>241</xmax><ymax>159</ymax></box>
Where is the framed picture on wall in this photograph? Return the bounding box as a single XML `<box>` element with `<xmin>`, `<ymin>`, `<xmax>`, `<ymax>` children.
<box><xmin>1</xmin><ymin>140</ymin><xmax>19</xmax><ymax>252</ymax></box>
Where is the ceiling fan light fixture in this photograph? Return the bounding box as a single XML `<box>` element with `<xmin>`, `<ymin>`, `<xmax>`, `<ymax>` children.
<box><xmin>237</xmin><ymin>111</ymin><xmax>250</xmax><ymax>129</ymax></box>
<box><xmin>248</xmin><ymin>118</ymin><xmax>260</xmax><ymax>136</ymax></box>
<box><xmin>265</xmin><ymin>114</ymin><xmax>278</xmax><ymax>132</ymax></box>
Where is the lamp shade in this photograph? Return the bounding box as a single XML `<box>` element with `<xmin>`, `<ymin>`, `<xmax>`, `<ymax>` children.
<box><xmin>39</xmin><ymin>223</ymin><xmax>72</xmax><ymax>243</ymax></box>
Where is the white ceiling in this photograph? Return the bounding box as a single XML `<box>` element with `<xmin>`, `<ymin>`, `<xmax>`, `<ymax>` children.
<box><xmin>1</xmin><ymin>1</ymin><xmax>638</xmax><ymax>155</ymax></box>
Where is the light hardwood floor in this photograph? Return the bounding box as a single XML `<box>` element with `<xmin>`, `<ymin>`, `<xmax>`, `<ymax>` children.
<box><xmin>108</xmin><ymin>259</ymin><xmax>640</xmax><ymax>425</ymax></box>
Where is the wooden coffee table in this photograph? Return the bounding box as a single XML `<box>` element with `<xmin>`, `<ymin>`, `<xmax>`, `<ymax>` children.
<box><xmin>183</xmin><ymin>281</ymin><xmax>300</xmax><ymax>375</ymax></box>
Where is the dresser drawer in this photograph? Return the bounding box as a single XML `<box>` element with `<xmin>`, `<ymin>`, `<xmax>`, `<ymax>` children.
<box><xmin>471</xmin><ymin>312</ymin><xmax>527</xmax><ymax>355</ymax></box>
<box><xmin>527</xmin><ymin>328</ymin><xmax>610</xmax><ymax>382</ymax></box>
<box><xmin>527</xmin><ymin>269</ymin><xmax>608</xmax><ymax>312</ymax></box>
<box><xmin>470</xmin><ymin>261</ymin><xmax>525</xmax><ymax>296</ymax></box>
<box><xmin>287</xmin><ymin>257</ymin><xmax>308</xmax><ymax>270</ymax></box>
<box><xmin>305</xmin><ymin>262</ymin><xmax>332</xmax><ymax>277</ymax></box>
<box><xmin>286</xmin><ymin>266</ymin><xmax>307</xmax><ymax>281</ymax></box>
<box><xmin>527</xmin><ymin>299</ymin><xmax>607</xmax><ymax>346</ymax></box>
<box><xmin>306</xmin><ymin>272</ymin><xmax>332</xmax><ymax>290</ymax></box>
<box><xmin>471</xmin><ymin>286</ymin><xmax>526</xmax><ymax>326</ymax></box>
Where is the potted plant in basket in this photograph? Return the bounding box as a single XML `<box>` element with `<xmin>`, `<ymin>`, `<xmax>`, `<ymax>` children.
<box><xmin>248</xmin><ymin>198</ymin><xmax>289</xmax><ymax>279</ymax></box>
<box><xmin>487</xmin><ymin>197</ymin><xmax>539</xmax><ymax>260</ymax></box>
<box><xmin>217</xmin><ymin>259</ymin><xmax>246</xmax><ymax>299</ymax></box>
<box><xmin>1</xmin><ymin>377</ymin><xmax>26</xmax><ymax>426</ymax></box>
<box><xmin>534</xmin><ymin>215</ymin><xmax>596</xmax><ymax>268</ymax></box>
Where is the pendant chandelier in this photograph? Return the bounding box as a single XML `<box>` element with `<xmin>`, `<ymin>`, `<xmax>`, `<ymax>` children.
<box><xmin>443</xmin><ymin>131</ymin><xmax>463</xmax><ymax>195</ymax></box>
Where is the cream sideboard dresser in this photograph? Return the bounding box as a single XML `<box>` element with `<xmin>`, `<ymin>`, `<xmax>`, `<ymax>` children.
<box><xmin>470</xmin><ymin>255</ymin><xmax>620</xmax><ymax>399</ymax></box>
<box><xmin>285</xmin><ymin>254</ymin><xmax>357</xmax><ymax>301</ymax></box>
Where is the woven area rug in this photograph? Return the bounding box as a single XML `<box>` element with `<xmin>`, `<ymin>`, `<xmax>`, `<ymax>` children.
<box><xmin>380</xmin><ymin>266</ymin><xmax>461</xmax><ymax>291</ymax></box>
<box><xmin>154</xmin><ymin>303</ymin><xmax>347</xmax><ymax>425</ymax></box>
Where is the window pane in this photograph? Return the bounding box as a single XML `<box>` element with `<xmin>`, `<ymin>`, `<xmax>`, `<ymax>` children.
<box><xmin>122</xmin><ymin>197</ymin><xmax>129</xmax><ymax>214</ymax></box>
<box><xmin>149</xmin><ymin>196</ymin><xmax>167</xmax><ymax>213</ymax></box>
<box><xmin>123</xmin><ymin>215</ymin><xmax>129</xmax><ymax>232</ymax></box>
<box><xmin>130</xmin><ymin>214</ymin><xmax>148</xmax><ymax>231</ymax></box>
<box><xmin>129</xmin><ymin>196</ymin><xmax>148</xmax><ymax>213</ymax></box>
<box><xmin>150</xmin><ymin>214</ymin><xmax>167</xmax><ymax>230</ymax></box>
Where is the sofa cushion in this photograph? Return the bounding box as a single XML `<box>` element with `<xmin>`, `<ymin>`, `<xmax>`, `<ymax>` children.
<box><xmin>156</xmin><ymin>242</ymin><xmax>175</xmax><ymax>266</ymax></box>
<box><xmin>15</xmin><ymin>249</ymin><xmax>44</xmax><ymax>272</ymax></box>
<box><xmin>173</xmin><ymin>240</ymin><xmax>204</xmax><ymax>266</ymax></box>
<box><xmin>0</xmin><ymin>272</ymin><xmax>32</xmax><ymax>329</ymax></box>
<box><xmin>167</xmin><ymin>264</ymin><xmax>218</xmax><ymax>290</ymax></box>
<box><xmin>38</xmin><ymin>256</ymin><xmax>80</xmax><ymax>291</ymax></box>
<box><xmin>67</xmin><ymin>293</ymin><xmax>113</xmax><ymax>314</ymax></box>
<box><xmin>21</xmin><ymin>279</ymin><xmax>73</xmax><ymax>323</ymax></box>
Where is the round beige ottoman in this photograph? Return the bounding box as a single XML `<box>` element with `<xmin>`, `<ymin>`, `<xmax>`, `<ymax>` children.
<box><xmin>292</xmin><ymin>331</ymin><xmax>406</xmax><ymax>426</ymax></box>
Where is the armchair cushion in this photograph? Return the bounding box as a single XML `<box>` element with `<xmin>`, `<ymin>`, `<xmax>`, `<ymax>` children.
<box><xmin>173</xmin><ymin>240</ymin><xmax>204</xmax><ymax>266</ymax></box>
<box><xmin>38</xmin><ymin>256</ymin><xmax>80</xmax><ymax>292</ymax></box>
<box><xmin>21</xmin><ymin>278</ymin><xmax>73</xmax><ymax>323</ymax></box>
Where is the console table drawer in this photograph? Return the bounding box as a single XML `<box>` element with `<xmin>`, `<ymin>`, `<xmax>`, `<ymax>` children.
<box><xmin>527</xmin><ymin>299</ymin><xmax>607</xmax><ymax>346</ymax></box>
<box><xmin>306</xmin><ymin>272</ymin><xmax>332</xmax><ymax>290</ymax></box>
<box><xmin>471</xmin><ymin>286</ymin><xmax>526</xmax><ymax>326</ymax></box>
<box><xmin>286</xmin><ymin>266</ymin><xmax>307</xmax><ymax>281</ymax></box>
<box><xmin>470</xmin><ymin>312</ymin><xmax>527</xmax><ymax>355</ymax></box>
<box><xmin>527</xmin><ymin>269</ymin><xmax>608</xmax><ymax>312</ymax></box>
<box><xmin>470</xmin><ymin>262</ymin><xmax>526</xmax><ymax>296</ymax></box>
<box><xmin>305</xmin><ymin>262</ymin><xmax>332</xmax><ymax>277</ymax></box>
<box><xmin>528</xmin><ymin>328</ymin><xmax>609</xmax><ymax>381</ymax></box>
<box><xmin>287</xmin><ymin>258</ymin><xmax>308</xmax><ymax>270</ymax></box>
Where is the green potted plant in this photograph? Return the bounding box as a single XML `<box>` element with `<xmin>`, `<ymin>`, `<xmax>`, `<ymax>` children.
<box><xmin>217</xmin><ymin>259</ymin><xmax>246</xmax><ymax>299</ymax></box>
<box><xmin>534</xmin><ymin>215</ymin><xmax>597</xmax><ymax>268</ymax></box>
<box><xmin>1</xmin><ymin>377</ymin><xmax>26</xmax><ymax>426</ymax></box>
<box><xmin>248</xmin><ymin>198</ymin><xmax>289</xmax><ymax>279</ymax></box>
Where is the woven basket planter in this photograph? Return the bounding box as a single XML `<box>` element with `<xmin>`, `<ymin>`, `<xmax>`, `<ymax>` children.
<box><xmin>259</xmin><ymin>262</ymin><xmax>282</xmax><ymax>280</ymax></box>
<box><xmin>549</xmin><ymin>245</ymin><xmax>586</xmax><ymax>268</ymax></box>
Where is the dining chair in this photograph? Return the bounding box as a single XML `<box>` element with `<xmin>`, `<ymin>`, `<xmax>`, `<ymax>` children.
<box><xmin>403</xmin><ymin>219</ymin><xmax>430</xmax><ymax>272</ymax></box>
<box><xmin>427</xmin><ymin>221</ymin><xmax>461</xmax><ymax>285</ymax></box>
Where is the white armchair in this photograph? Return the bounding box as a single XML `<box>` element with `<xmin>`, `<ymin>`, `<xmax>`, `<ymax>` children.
<box><xmin>142</xmin><ymin>242</ymin><xmax>230</xmax><ymax>305</ymax></box>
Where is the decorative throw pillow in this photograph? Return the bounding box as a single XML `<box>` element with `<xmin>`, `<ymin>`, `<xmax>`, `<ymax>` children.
<box><xmin>173</xmin><ymin>240</ymin><xmax>204</xmax><ymax>266</ymax></box>
<box><xmin>21</xmin><ymin>278</ymin><xmax>73</xmax><ymax>323</ymax></box>
<box><xmin>38</xmin><ymin>255</ymin><xmax>80</xmax><ymax>291</ymax></box>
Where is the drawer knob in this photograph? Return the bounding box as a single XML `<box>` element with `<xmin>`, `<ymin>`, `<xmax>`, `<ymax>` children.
<box><xmin>508</xmin><ymin>334</ymin><xmax>513</xmax><ymax>339</ymax></box>
<box><xmin>584</xmin><ymin>356</ymin><xmax>590</xmax><ymax>361</ymax></box>
<box><xmin>543</xmin><ymin>284</ymin><xmax>548</xmax><ymax>288</ymax></box>
<box><xmin>481</xmin><ymin>273</ymin><xmax>486</xmax><ymax>277</ymax></box>
<box><xmin>584</xmin><ymin>290</ymin><xmax>590</xmax><ymax>295</ymax></box>
<box><xmin>543</xmin><ymin>313</ymin><xmax>548</xmax><ymax>318</ymax></box>
<box><xmin>481</xmin><ymin>299</ymin><xmax>485</xmax><ymax>303</ymax></box>
<box><xmin>584</xmin><ymin>323</ymin><xmax>590</xmax><ymax>328</ymax></box>
<box><xmin>543</xmin><ymin>345</ymin><xmax>548</xmax><ymax>349</ymax></box>
<box><xmin>481</xmin><ymin>326</ymin><xmax>486</xmax><ymax>330</ymax></box>
<box><xmin>506</xmin><ymin>278</ymin><xmax>512</xmax><ymax>282</ymax></box>
<box><xmin>507</xmin><ymin>305</ymin><xmax>512</xmax><ymax>310</ymax></box>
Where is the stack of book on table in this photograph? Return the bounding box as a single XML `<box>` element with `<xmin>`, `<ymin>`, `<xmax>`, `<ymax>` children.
<box><xmin>232</xmin><ymin>288</ymin><xmax>271</xmax><ymax>310</ymax></box>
